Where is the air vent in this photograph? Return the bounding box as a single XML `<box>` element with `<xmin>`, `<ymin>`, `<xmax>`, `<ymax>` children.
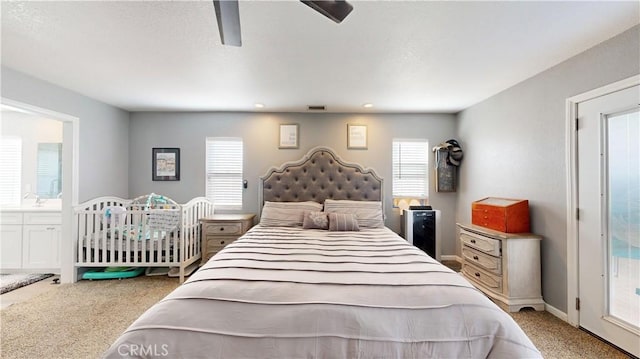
<box><xmin>307</xmin><ymin>105</ymin><xmax>326</xmax><ymax>111</ymax></box>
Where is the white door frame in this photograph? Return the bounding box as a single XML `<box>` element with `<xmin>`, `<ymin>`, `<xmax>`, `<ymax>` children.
<box><xmin>565</xmin><ymin>74</ymin><xmax>640</xmax><ymax>326</ymax></box>
<box><xmin>1</xmin><ymin>97</ymin><xmax>79</xmax><ymax>283</ymax></box>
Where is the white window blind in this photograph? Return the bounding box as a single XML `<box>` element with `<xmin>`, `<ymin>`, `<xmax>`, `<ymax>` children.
<box><xmin>206</xmin><ymin>137</ymin><xmax>243</xmax><ymax>209</ymax></box>
<box><xmin>392</xmin><ymin>139</ymin><xmax>429</xmax><ymax>198</ymax></box>
<box><xmin>0</xmin><ymin>137</ymin><xmax>22</xmax><ymax>206</ymax></box>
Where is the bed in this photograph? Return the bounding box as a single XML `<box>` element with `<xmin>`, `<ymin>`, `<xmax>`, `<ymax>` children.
<box><xmin>75</xmin><ymin>194</ymin><xmax>214</xmax><ymax>283</ymax></box>
<box><xmin>104</xmin><ymin>147</ymin><xmax>541</xmax><ymax>358</ymax></box>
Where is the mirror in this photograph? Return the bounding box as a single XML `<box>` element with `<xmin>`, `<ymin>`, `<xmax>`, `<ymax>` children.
<box><xmin>36</xmin><ymin>143</ymin><xmax>62</xmax><ymax>199</ymax></box>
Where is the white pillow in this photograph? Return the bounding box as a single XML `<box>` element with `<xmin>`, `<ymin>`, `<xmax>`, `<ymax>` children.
<box><xmin>260</xmin><ymin>201</ymin><xmax>323</xmax><ymax>227</ymax></box>
<box><xmin>323</xmin><ymin>199</ymin><xmax>384</xmax><ymax>228</ymax></box>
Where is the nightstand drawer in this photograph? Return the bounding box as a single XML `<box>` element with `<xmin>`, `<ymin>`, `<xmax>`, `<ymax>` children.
<box><xmin>203</xmin><ymin>223</ymin><xmax>241</xmax><ymax>236</ymax></box>
<box><xmin>462</xmin><ymin>246</ymin><xmax>501</xmax><ymax>275</ymax></box>
<box><xmin>205</xmin><ymin>236</ymin><xmax>235</xmax><ymax>248</ymax></box>
<box><xmin>462</xmin><ymin>262</ymin><xmax>502</xmax><ymax>293</ymax></box>
<box><xmin>460</xmin><ymin>230</ymin><xmax>501</xmax><ymax>256</ymax></box>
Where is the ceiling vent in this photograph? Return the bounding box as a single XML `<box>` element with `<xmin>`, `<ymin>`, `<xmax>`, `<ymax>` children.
<box><xmin>307</xmin><ymin>105</ymin><xmax>326</xmax><ymax>111</ymax></box>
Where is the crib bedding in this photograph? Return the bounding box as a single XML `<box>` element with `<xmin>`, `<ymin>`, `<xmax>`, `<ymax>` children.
<box><xmin>104</xmin><ymin>225</ymin><xmax>540</xmax><ymax>358</ymax></box>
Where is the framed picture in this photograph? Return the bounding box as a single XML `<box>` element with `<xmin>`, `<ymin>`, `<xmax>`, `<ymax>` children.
<box><xmin>279</xmin><ymin>124</ymin><xmax>299</xmax><ymax>149</ymax></box>
<box><xmin>347</xmin><ymin>124</ymin><xmax>367</xmax><ymax>149</ymax></box>
<box><xmin>152</xmin><ymin>148</ymin><xmax>180</xmax><ymax>181</ymax></box>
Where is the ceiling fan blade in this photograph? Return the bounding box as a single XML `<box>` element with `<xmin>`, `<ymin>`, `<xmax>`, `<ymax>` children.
<box><xmin>300</xmin><ymin>0</ymin><xmax>353</xmax><ymax>24</ymax></box>
<box><xmin>213</xmin><ymin>0</ymin><xmax>242</xmax><ymax>46</ymax></box>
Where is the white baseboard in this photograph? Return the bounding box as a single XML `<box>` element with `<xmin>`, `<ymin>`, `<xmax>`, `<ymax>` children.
<box><xmin>441</xmin><ymin>255</ymin><xmax>462</xmax><ymax>263</ymax></box>
<box><xmin>545</xmin><ymin>303</ymin><xmax>568</xmax><ymax>322</ymax></box>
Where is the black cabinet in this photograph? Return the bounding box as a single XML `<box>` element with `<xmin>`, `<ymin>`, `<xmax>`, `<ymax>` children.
<box><xmin>401</xmin><ymin>209</ymin><xmax>441</xmax><ymax>261</ymax></box>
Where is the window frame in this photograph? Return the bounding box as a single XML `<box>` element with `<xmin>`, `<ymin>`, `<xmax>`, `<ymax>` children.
<box><xmin>392</xmin><ymin>138</ymin><xmax>429</xmax><ymax>203</ymax></box>
<box><xmin>205</xmin><ymin>137</ymin><xmax>244</xmax><ymax>210</ymax></box>
<box><xmin>0</xmin><ymin>136</ymin><xmax>23</xmax><ymax>206</ymax></box>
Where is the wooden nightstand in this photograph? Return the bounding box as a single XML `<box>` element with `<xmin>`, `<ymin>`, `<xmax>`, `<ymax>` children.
<box><xmin>200</xmin><ymin>214</ymin><xmax>255</xmax><ymax>265</ymax></box>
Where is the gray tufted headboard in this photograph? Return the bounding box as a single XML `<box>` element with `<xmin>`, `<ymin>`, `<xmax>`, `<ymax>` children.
<box><xmin>259</xmin><ymin>147</ymin><xmax>383</xmax><ymax>213</ymax></box>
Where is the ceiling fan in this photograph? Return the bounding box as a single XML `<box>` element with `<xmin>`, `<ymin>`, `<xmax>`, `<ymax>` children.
<box><xmin>213</xmin><ymin>0</ymin><xmax>354</xmax><ymax>47</ymax></box>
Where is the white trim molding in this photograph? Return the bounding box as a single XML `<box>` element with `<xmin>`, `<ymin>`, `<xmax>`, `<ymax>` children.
<box><xmin>564</xmin><ymin>74</ymin><xmax>640</xmax><ymax>327</ymax></box>
<box><xmin>545</xmin><ymin>303</ymin><xmax>569</xmax><ymax>322</ymax></box>
<box><xmin>1</xmin><ymin>98</ymin><xmax>80</xmax><ymax>284</ymax></box>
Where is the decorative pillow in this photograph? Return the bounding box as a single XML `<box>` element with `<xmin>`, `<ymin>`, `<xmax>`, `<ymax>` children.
<box><xmin>302</xmin><ymin>211</ymin><xmax>329</xmax><ymax>230</ymax></box>
<box><xmin>323</xmin><ymin>199</ymin><xmax>384</xmax><ymax>228</ymax></box>
<box><xmin>328</xmin><ymin>213</ymin><xmax>360</xmax><ymax>232</ymax></box>
<box><xmin>260</xmin><ymin>201</ymin><xmax>323</xmax><ymax>227</ymax></box>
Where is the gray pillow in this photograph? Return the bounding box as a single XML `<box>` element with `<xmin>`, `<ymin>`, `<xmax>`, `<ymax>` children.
<box><xmin>323</xmin><ymin>199</ymin><xmax>384</xmax><ymax>228</ymax></box>
<box><xmin>260</xmin><ymin>201</ymin><xmax>323</xmax><ymax>227</ymax></box>
<box><xmin>302</xmin><ymin>211</ymin><xmax>329</xmax><ymax>230</ymax></box>
<box><xmin>328</xmin><ymin>213</ymin><xmax>360</xmax><ymax>232</ymax></box>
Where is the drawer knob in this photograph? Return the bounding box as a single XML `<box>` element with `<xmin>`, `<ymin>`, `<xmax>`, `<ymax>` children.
<box><xmin>220</xmin><ymin>241</ymin><xmax>225</xmax><ymax>245</ymax></box>
<box><xmin>220</xmin><ymin>228</ymin><xmax>224</xmax><ymax>231</ymax></box>
<box><xmin>470</xmin><ymin>239</ymin><xmax>476</xmax><ymax>244</ymax></box>
<box><xmin>475</xmin><ymin>272</ymin><xmax>481</xmax><ymax>277</ymax></box>
<box><xmin>473</xmin><ymin>255</ymin><xmax>479</xmax><ymax>260</ymax></box>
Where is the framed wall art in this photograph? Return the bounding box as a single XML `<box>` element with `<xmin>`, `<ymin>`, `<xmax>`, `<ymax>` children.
<box><xmin>152</xmin><ymin>148</ymin><xmax>180</xmax><ymax>181</ymax></box>
<box><xmin>347</xmin><ymin>124</ymin><xmax>367</xmax><ymax>149</ymax></box>
<box><xmin>279</xmin><ymin>124</ymin><xmax>299</xmax><ymax>149</ymax></box>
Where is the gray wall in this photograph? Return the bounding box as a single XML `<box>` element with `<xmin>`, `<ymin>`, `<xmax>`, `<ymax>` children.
<box><xmin>128</xmin><ymin>112</ymin><xmax>460</xmax><ymax>253</ymax></box>
<box><xmin>456</xmin><ymin>25</ymin><xmax>640</xmax><ymax>312</ymax></box>
<box><xmin>1</xmin><ymin>67</ymin><xmax>130</xmax><ymax>201</ymax></box>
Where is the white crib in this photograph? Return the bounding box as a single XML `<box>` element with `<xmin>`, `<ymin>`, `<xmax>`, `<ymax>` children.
<box><xmin>74</xmin><ymin>195</ymin><xmax>214</xmax><ymax>283</ymax></box>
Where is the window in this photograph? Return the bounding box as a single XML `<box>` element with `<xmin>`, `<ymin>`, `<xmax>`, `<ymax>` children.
<box><xmin>206</xmin><ymin>137</ymin><xmax>243</xmax><ymax>209</ymax></box>
<box><xmin>392</xmin><ymin>139</ymin><xmax>429</xmax><ymax>202</ymax></box>
<box><xmin>0</xmin><ymin>136</ymin><xmax>22</xmax><ymax>206</ymax></box>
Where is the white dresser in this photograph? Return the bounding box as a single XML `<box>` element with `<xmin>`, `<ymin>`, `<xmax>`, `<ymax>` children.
<box><xmin>457</xmin><ymin>223</ymin><xmax>544</xmax><ymax>312</ymax></box>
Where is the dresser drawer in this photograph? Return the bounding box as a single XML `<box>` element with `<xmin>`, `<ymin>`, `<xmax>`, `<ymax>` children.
<box><xmin>462</xmin><ymin>262</ymin><xmax>502</xmax><ymax>293</ymax></box>
<box><xmin>203</xmin><ymin>223</ymin><xmax>241</xmax><ymax>236</ymax></box>
<box><xmin>23</xmin><ymin>212</ymin><xmax>62</xmax><ymax>225</ymax></box>
<box><xmin>462</xmin><ymin>245</ymin><xmax>501</xmax><ymax>275</ymax></box>
<box><xmin>1</xmin><ymin>212</ymin><xmax>23</xmax><ymax>225</ymax></box>
<box><xmin>460</xmin><ymin>230</ymin><xmax>501</xmax><ymax>256</ymax></box>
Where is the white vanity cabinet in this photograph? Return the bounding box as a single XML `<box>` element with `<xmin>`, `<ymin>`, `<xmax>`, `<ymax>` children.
<box><xmin>0</xmin><ymin>210</ymin><xmax>61</xmax><ymax>272</ymax></box>
<box><xmin>1</xmin><ymin>212</ymin><xmax>24</xmax><ymax>269</ymax></box>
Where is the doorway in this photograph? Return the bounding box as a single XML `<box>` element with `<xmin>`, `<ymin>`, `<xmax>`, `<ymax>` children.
<box><xmin>566</xmin><ymin>77</ymin><xmax>639</xmax><ymax>356</ymax></box>
<box><xmin>1</xmin><ymin>98</ymin><xmax>79</xmax><ymax>283</ymax></box>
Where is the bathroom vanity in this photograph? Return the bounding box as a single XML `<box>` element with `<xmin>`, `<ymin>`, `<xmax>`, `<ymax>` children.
<box><xmin>1</xmin><ymin>202</ymin><xmax>61</xmax><ymax>273</ymax></box>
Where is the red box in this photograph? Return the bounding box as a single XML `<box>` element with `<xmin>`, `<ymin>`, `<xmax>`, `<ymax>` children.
<box><xmin>472</xmin><ymin>197</ymin><xmax>530</xmax><ymax>233</ymax></box>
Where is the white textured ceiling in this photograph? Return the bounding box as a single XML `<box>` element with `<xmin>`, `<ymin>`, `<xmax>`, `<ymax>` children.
<box><xmin>1</xmin><ymin>1</ymin><xmax>638</xmax><ymax>113</ymax></box>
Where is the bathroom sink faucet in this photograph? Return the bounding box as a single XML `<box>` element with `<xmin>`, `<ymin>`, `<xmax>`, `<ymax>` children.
<box><xmin>23</xmin><ymin>192</ymin><xmax>45</xmax><ymax>206</ymax></box>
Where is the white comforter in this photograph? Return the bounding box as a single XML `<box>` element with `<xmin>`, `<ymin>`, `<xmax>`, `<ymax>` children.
<box><xmin>104</xmin><ymin>226</ymin><xmax>541</xmax><ymax>358</ymax></box>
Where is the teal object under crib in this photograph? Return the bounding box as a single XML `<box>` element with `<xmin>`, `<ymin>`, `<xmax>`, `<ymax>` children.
<box><xmin>82</xmin><ymin>267</ymin><xmax>145</xmax><ymax>280</ymax></box>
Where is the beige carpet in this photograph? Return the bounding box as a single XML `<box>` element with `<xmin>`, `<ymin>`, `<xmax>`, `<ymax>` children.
<box><xmin>0</xmin><ymin>276</ymin><xmax>631</xmax><ymax>359</ymax></box>
<box><xmin>1</xmin><ymin>276</ymin><xmax>179</xmax><ymax>359</ymax></box>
